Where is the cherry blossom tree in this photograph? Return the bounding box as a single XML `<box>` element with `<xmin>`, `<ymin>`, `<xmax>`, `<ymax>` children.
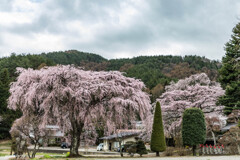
<box><xmin>8</xmin><ymin>65</ymin><xmax>152</xmax><ymax>156</ymax></box>
<box><xmin>10</xmin><ymin>115</ymin><xmax>49</xmax><ymax>158</ymax></box>
<box><xmin>205</xmin><ymin>115</ymin><xmax>224</xmax><ymax>145</ymax></box>
<box><xmin>142</xmin><ymin>73</ymin><xmax>226</xmax><ymax>141</ymax></box>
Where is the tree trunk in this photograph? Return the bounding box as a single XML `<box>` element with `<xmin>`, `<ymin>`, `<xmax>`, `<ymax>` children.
<box><xmin>156</xmin><ymin>151</ymin><xmax>160</xmax><ymax>156</ymax></box>
<box><xmin>69</xmin><ymin>115</ymin><xmax>83</xmax><ymax>157</ymax></box>
<box><xmin>119</xmin><ymin>141</ymin><xmax>123</xmax><ymax>157</ymax></box>
<box><xmin>211</xmin><ymin>131</ymin><xmax>216</xmax><ymax>146</ymax></box>
<box><xmin>70</xmin><ymin>129</ymin><xmax>81</xmax><ymax>157</ymax></box>
<box><xmin>192</xmin><ymin>145</ymin><xmax>196</xmax><ymax>156</ymax></box>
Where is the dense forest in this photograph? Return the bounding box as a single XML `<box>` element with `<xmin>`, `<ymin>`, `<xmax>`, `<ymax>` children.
<box><xmin>0</xmin><ymin>50</ymin><xmax>221</xmax><ymax>139</ymax></box>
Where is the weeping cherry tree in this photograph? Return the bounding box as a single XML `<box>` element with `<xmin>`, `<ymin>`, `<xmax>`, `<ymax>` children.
<box><xmin>8</xmin><ymin>65</ymin><xmax>152</xmax><ymax>157</ymax></box>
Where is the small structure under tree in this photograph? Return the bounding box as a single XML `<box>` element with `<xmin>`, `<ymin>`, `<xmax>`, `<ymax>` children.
<box><xmin>182</xmin><ymin>108</ymin><xmax>206</xmax><ymax>156</ymax></box>
<box><xmin>150</xmin><ymin>102</ymin><xmax>166</xmax><ymax>156</ymax></box>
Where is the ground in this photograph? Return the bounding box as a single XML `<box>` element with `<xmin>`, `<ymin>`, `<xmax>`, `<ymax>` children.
<box><xmin>1</xmin><ymin>140</ymin><xmax>240</xmax><ymax>160</ymax></box>
<box><xmin>0</xmin><ymin>139</ymin><xmax>11</xmax><ymax>157</ymax></box>
<box><xmin>97</xmin><ymin>156</ymin><xmax>240</xmax><ymax>160</ymax></box>
<box><xmin>2</xmin><ymin>155</ymin><xmax>240</xmax><ymax>160</ymax></box>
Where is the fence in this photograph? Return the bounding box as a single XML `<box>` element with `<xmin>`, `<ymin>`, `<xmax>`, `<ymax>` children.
<box><xmin>199</xmin><ymin>144</ymin><xmax>224</xmax><ymax>155</ymax></box>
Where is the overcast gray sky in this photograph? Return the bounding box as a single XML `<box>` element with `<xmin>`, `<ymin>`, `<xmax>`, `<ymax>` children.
<box><xmin>0</xmin><ymin>0</ymin><xmax>240</xmax><ymax>60</ymax></box>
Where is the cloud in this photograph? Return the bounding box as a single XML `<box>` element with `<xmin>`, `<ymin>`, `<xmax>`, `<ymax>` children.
<box><xmin>0</xmin><ymin>0</ymin><xmax>240</xmax><ymax>60</ymax></box>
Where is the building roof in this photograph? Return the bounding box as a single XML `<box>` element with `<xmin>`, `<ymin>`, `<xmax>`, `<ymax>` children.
<box><xmin>100</xmin><ymin>131</ymin><xmax>140</xmax><ymax>140</ymax></box>
<box><xmin>46</xmin><ymin>125</ymin><xmax>60</xmax><ymax>129</ymax></box>
<box><xmin>220</xmin><ymin>123</ymin><xmax>237</xmax><ymax>132</ymax></box>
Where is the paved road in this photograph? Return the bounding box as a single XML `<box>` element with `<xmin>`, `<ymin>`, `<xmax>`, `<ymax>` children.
<box><xmin>0</xmin><ymin>155</ymin><xmax>15</xmax><ymax>160</ymax></box>
<box><xmin>28</xmin><ymin>146</ymin><xmax>121</xmax><ymax>155</ymax></box>
<box><xmin>1</xmin><ymin>155</ymin><xmax>240</xmax><ymax>160</ymax></box>
<box><xmin>94</xmin><ymin>156</ymin><xmax>240</xmax><ymax>160</ymax></box>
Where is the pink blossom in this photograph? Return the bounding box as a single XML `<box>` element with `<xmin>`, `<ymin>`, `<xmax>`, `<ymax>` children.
<box><xmin>8</xmin><ymin>65</ymin><xmax>152</xmax><ymax>153</ymax></box>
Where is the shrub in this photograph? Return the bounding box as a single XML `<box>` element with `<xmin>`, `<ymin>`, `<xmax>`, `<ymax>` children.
<box><xmin>124</xmin><ymin>141</ymin><xmax>135</xmax><ymax>152</ymax></box>
<box><xmin>150</xmin><ymin>102</ymin><xmax>166</xmax><ymax>156</ymax></box>
<box><xmin>136</xmin><ymin>140</ymin><xmax>148</xmax><ymax>157</ymax></box>
<box><xmin>177</xmin><ymin>147</ymin><xmax>188</xmax><ymax>156</ymax></box>
<box><xmin>229</xmin><ymin>145</ymin><xmax>239</xmax><ymax>155</ymax></box>
<box><xmin>174</xmin><ymin>135</ymin><xmax>183</xmax><ymax>148</ymax></box>
<box><xmin>66</xmin><ymin>152</ymin><xmax>70</xmax><ymax>157</ymax></box>
<box><xmin>218</xmin><ymin>126</ymin><xmax>240</xmax><ymax>154</ymax></box>
<box><xmin>127</xmin><ymin>144</ymin><xmax>137</xmax><ymax>157</ymax></box>
<box><xmin>164</xmin><ymin>147</ymin><xmax>174</xmax><ymax>156</ymax></box>
<box><xmin>182</xmin><ymin>108</ymin><xmax>206</xmax><ymax>156</ymax></box>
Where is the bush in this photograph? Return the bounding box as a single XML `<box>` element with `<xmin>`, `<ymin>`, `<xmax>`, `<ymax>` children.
<box><xmin>229</xmin><ymin>145</ymin><xmax>239</xmax><ymax>155</ymax></box>
<box><xmin>124</xmin><ymin>141</ymin><xmax>135</xmax><ymax>152</ymax></box>
<box><xmin>174</xmin><ymin>135</ymin><xmax>183</xmax><ymax>147</ymax></box>
<box><xmin>176</xmin><ymin>147</ymin><xmax>188</xmax><ymax>156</ymax></box>
<box><xmin>182</xmin><ymin>108</ymin><xmax>206</xmax><ymax>156</ymax></box>
<box><xmin>128</xmin><ymin>144</ymin><xmax>137</xmax><ymax>157</ymax></box>
<box><xmin>136</xmin><ymin>140</ymin><xmax>148</xmax><ymax>157</ymax></box>
<box><xmin>218</xmin><ymin>126</ymin><xmax>240</xmax><ymax>154</ymax></box>
<box><xmin>164</xmin><ymin>147</ymin><xmax>174</xmax><ymax>156</ymax></box>
<box><xmin>66</xmin><ymin>152</ymin><xmax>70</xmax><ymax>157</ymax></box>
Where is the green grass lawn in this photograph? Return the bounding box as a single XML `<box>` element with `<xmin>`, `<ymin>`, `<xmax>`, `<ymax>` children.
<box><xmin>0</xmin><ymin>140</ymin><xmax>129</xmax><ymax>159</ymax></box>
<box><xmin>0</xmin><ymin>140</ymin><xmax>69</xmax><ymax>159</ymax></box>
<box><xmin>0</xmin><ymin>139</ymin><xmax>11</xmax><ymax>147</ymax></box>
<box><xmin>0</xmin><ymin>140</ymin><xmax>12</xmax><ymax>157</ymax></box>
<box><xmin>0</xmin><ymin>153</ymin><xmax>8</xmax><ymax>156</ymax></box>
<box><xmin>0</xmin><ymin>149</ymin><xmax>11</xmax><ymax>156</ymax></box>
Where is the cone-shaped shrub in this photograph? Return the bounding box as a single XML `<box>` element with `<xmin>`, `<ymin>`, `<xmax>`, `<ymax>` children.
<box><xmin>136</xmin><ymin>140</ymin><xmax>148</xmax><ymax>157</ymax></box>
<box><xmin>182</xmin><ymin>108</ymin><xmax>206</xmax><ymax>156</ymax></box>
<box><xmin>150</xmin><ymin>101</ymin><xmax>166</xmax><ymax>156</ymax></box>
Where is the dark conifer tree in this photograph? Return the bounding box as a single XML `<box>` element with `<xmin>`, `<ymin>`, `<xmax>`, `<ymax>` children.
<box><xmin>0</xmin><ymin>68</ymin><xmax>10</xmax><ymax>114</ymax></box>
<box><xmin>218</xmin><ymin>22</ymin><xmax>240</xmax><ymax>115</ymax></box>
<box><xmin>182</xmin><ymin>108</ymin><xmax>206</xmax><ymax>156</ymax></box>
<box><xmin>150</xmin><ymin>102</ymin><xmax>166</xmax><ymax>156</ymax></box>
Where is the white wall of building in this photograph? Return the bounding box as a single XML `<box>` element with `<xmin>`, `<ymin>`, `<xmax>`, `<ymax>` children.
<box><xmin>103</xmin><ymin>136</ymin><xmax>137</xmax><ymax>151</ymax></box>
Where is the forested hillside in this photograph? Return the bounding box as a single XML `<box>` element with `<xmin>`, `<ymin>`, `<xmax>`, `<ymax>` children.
<box><xmin>0</xmin><ymin>53</ymin><xmax>54</xmax><ymax>78</ymax></box>
<box><xmin>41</xmin><ymin>50</ymin><xmax>107</xmax><ymax>65</ymax></box>
<box><xmin>0</xmin><ymin>50</ymin><xmax>221</xmax><ymax>139</ymax></box>
<box><xmin>108</xmin><ymin>56</ymin><xmax>220</xmax><ymax>94</ymax></box>
<box><xmin>0</xmin><ymin>53</ymin><xmax>55</xmax><ymax>139</ymax></box>
<box><xmin>80</xmin><ymin>55</ymin><xmax>221</xmax><ymax>100</ymax></box>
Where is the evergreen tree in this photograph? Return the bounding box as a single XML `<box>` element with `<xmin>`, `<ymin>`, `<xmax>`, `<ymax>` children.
<box><xmin>0</xmin><ymin>68</ymin><xmax>10</xmax><ymax>115</ymax></box>
<box><xmin>218</xmin><ymin>22</ymin><xmax>240</xmax><ymax>115</ymax></box>
<box><xmin>136</xmin><ymin>140</ymin><xmax>148</xmax><ymax>157</ymax></box>
<box><xmin>182</xmin><ymin>108</ymin><xmax>206</xmax><ymax>156</ymax></box>
<box><xmin>150</xmin><ymin>102</ymin><xmax>166</xmax><ymax>156</ymax></box>
<box><xmin>0</xmin><ymin>69</ymin><xmax>11</xmax><ymax>138</ymax></box>
<box><xmin>0</xmin><ymin>69</ymin><xmax>22</xmax><ymax>139</ymax></box>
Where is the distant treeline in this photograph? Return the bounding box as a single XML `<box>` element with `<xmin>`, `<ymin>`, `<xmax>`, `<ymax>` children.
<box><xmin>0</xmin><ymin>50</ymin><xmax>221</xmax><ymax>139</ymax></box>
<box><xmin>0</xmin><ymin>50</ymin><xmax>221</xmax><ymax>100</ymax></box>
